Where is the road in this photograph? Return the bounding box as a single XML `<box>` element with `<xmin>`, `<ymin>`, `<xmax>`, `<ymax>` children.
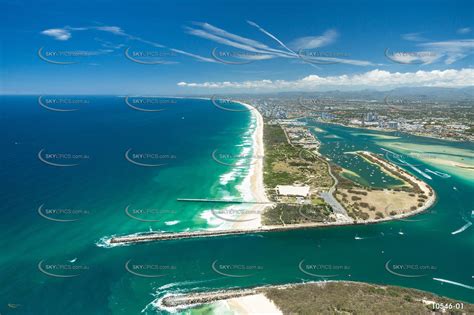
<box><xmin>303</xmin><ymin>148</ymin><xmax>350</xmax><ymax>219</ymax></box>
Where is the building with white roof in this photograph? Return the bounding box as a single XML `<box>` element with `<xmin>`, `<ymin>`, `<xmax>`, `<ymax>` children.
<box><xmin>276</xmin><ymin>185</ymin><xmax>310</xmax><ymax>197</ymax></box>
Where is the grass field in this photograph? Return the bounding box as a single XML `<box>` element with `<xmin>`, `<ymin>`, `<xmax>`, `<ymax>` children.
<box><xmin>263</xmin><ymin>123</ymin><xmax>332</xmax><ymax>199</ymax></box>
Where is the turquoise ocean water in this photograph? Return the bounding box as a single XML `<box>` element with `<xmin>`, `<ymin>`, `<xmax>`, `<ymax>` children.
<box><xmin>1</xmin><ymin>96</ymin><xmax>473</xmax><ymax>314</ymax></box>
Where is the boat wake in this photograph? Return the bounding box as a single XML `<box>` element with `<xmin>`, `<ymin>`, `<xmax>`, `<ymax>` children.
<box><xmin>354</xmin><ymin>234</ymin><xmax>380</xmax><ymax>240</ymax></box>
<box><xmin>433</xmin><ymin>278</ymin><xmax>474</xmax><ymax>290</ymax></box>
<box><xmin>380</xmin><ymin>148</ymin><xmax>432</xmax><ymax>179</ymax></box>
<box><xmin>425</xmin><ymin>168</ymin><xmax>451</xmax><ymax>178</ymax></box>
<box><xmin>164</xmin><ymin>220</ymin><xmax>180</xmax><ymax>226</ymax></box>
<box><xmin>451</xmin><ymin>219</ymin><xmax>472</xmax><ymax>235</ymax></box>
<box><xmin>398</xmin><ymin>159</ymin><xmax>432</xmax><ymax>180</ymax></box>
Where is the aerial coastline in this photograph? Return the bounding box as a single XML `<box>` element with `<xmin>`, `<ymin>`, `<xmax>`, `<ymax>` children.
<box><xmin>229</xmin><ymin>100</ymin><xmax>271</xmax><ymax>230</ymax></box>
<box><xmin>226</xmin><ymin>102</ymin><xmax>436</xmax><ymax>230</ymax></box>
<box><xmin>158</xmin><ymin>281</ymin><xmax>474</xmax><ymax>314</ymax></box>
<box><xmin>5</xmin><ymin>1</ymin><xmax>474</xmax><ymax>313</ymax></box>
<box><xmin>106</xmin><ymin>100</ymin><xmax>438</xmax><ymax>246</ymax></box>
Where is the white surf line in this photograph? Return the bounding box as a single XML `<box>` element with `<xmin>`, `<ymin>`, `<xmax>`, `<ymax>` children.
<box><xmin>451</xmin><ymin>219</ymin><xmax>473</xmax><ymax>235</ymax></box>
<box><xmin>433</xmin><ymin>278</ymin><xmax>474</xmax><ymax>290</ymax></box>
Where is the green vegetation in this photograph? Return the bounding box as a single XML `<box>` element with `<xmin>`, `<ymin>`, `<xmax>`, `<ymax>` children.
<box><xmin>264</xmin><ymin>282</ymin><xmax>474</xmax><ymax>315</ymax></box>
<box><xmin>262</xmin><ymin>203</ymin><xmax>334</xmax><ymax>225</ymax></box>
<box><xmin>261</xmin><ymin>123</ymin><xmax>334</xmax><ymax>225</ymax></box>
<box><xmin>332</xmin><ymin>164</ymin><xmax>361</xmax><ymax>189</ymax></box>
<box><xmin>263</xmin><ymin>123</ymin><xmax>332</xmax><ymax>200</ymax></box>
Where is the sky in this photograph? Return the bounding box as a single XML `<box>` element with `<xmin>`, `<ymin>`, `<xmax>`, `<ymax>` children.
<box><xmin>1</xmin><ymin>0</ymin><xmax>473</xmax><ymax>94</ymax></box>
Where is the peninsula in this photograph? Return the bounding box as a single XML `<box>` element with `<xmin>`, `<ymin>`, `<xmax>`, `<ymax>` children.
<box><xmin>106</xmin><ymin>101</ymin><xmax>436</xmax><ymax>246</ymax></box>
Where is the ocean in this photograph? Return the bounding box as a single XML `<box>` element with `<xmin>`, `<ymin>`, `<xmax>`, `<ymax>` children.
<box><xmin>1</xmin><ymin>96</ymin><xmax>473</xmax><ymax>314</ymax></box>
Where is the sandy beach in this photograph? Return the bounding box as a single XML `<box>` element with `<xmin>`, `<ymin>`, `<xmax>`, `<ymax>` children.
<box><xmin>158</xmin><ymin>288</ymin><xmax>282</xmax><ymax>314</ymax></box>
<box><xmin>158</xmin><ymin>280</ymin><xmax>474</xmax><ymax>314</ymax></box>
<box><xmin>225</xmin><ymin>293</ymin><xmax>282</xmax><ymax>315</ymax></box>
<box><xmin>230</xmin><ymin>101</ymin><xmax>271</xmax><ymax>230</ymax></box>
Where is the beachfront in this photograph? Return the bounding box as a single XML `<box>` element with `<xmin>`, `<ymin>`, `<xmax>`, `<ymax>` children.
<box><xmin>158</xmin><ymin>281</ymin><xmax>474</xmax><ymax>314</ymax></box>
<box><xmin>228</xmin><ymin>105</ymin><xmax>436</xmax><ymax>229</ymax></box>
<box><xmin>107</xmin><ymin>105</ymin><xmax>438</xmax><ymax>247</ymax></box>
<box><xmin>230</xmin><ymin>101</ymin><xmax>271</xmax><ymax>230</ymax></box>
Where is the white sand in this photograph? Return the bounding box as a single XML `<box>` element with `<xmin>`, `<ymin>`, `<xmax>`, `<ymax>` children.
<box><xmin>231</xmin><ymin>102</ymin><xmax>271</xmax><ymax>230</ymax></box>
<box><xmin>225</xmin><ymin>293</ymin><xmax>283</xmax><ymax>315</ymax></box>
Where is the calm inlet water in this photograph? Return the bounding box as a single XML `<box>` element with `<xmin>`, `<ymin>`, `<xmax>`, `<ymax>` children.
<box><xmin>1</xmin><ymin>97</ymin><xmax>473</xmax><ymax>314</ymax></box>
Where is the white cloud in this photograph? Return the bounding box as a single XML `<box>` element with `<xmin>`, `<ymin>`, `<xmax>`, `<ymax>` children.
<box><xmin>40</xmin><ymin>25</ymin><xmax>217</xmax><ymax>62</ymax></box>
<box><xmin>41</xmin><ymin>26</ymin><xmax>127</xmax><ymax>41</ymax></box>
<box><xmin>41</xmin><ymin>28</ymin><xmax>71</xmax><ymax>41</ymax></box>
<box><xmin>457</xmin><ymin>27</ymin><xmax>471</xmax><ymax>34</ymax></box>
<box><xmin>170</xmin><ymin>48</ymin><xmax>216</xmax><ymax>63</ymax></box>
<box><xmin>177</xmin><ymin>68</ymin><xmax>474</xmax><ymax>90</ymax></box>
<box><xmin>184</xmin><ymin>26</ymin><xmax>284</xmax><ymax>58</ymax></box>
<box><xmin>185</xmin><ymin>22</ymin><xmax>373</xmax><ymax>66</ymax></box>
<box><xmin>246</xmin><ymin>20</ymin><xmax>298</xmax><ymax>56</ymax></box>
<box><xmin>388</xmin><ymin>37</ymin><xmax>474</xmax><ymax>65</ymax></box>
<box><xmin>185</xmin><ymin>22</ymin><xmax>294</xmax><ymax>60</ymax></box>
<box><xmin>291</xmin><ymin>30</ymin><xmax>338</xmax><ymax>49</ymax></box>
<box><xmin>95</xmin><ymin>26</ymin><xmax>125</xmax><ymax>35</ymax></box>
<box><xmin>420</xmin><ymin>39</ymin><xmax>474</xmax><ymax>64</ymax></box>
<box><xmin>397</xmin><ymin>30</ymin><xmax>474</xmax><ymax>64</ymax></box>
<box><xmin>385</xmin><ymin>49</ymin><xmax>442</xmax><ymax>64</ymax></box>
<box><xmin>197</xmin><ymin>22</ymin><xmax>289</xmax><ymax>56</ymax></box>
<box><xmin>40</xmin><ymin>21</ymin><xmax>374</xmax><ymax>66</ymax></box>
<box><xmin>401</xmin><ymin>32</ymin><xmax>427</xmax><ymax>42</ymax></box>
